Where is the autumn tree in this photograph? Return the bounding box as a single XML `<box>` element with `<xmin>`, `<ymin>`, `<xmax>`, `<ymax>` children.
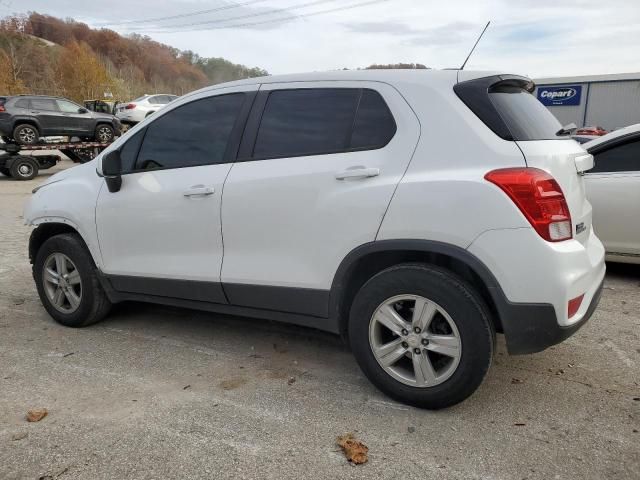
<box><xmin>56</xmin><ymin>41</ymin><xmax>113</xmax><ymax>102</ymax></box>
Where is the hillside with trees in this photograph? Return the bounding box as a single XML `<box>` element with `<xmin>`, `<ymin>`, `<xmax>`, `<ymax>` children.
<box><xmin>0</xmin><ymin>12</ymin><xmax>268</xmax><ymax>102</ymax></box>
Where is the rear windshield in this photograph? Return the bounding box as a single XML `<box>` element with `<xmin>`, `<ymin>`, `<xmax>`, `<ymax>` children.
<box><xmin>489</xmin><ymin>86</ymin><xmax>565</xmax><ymax>141</ymax></box>
<box><xmin>0</xmin><ymin>97</ymin><xmax>6</xmax><ymax>106</ymax></box>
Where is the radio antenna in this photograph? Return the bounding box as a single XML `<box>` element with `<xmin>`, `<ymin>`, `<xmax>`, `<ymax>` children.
<box><xmin>460</xmin><ymin>21</ymin><xmax>490</xmax><ymax>70</ymax></box>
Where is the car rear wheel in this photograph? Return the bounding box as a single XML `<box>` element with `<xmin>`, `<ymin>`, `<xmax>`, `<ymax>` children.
<box><xmin>9</xmin><ymin>156</ymin><xmax>38</xmax><ymax>180</ymax></box>
<box><xmin>348</xmin><ymin>263</ymin><xmax>494</xmax><ymax>409</ymax></box>
<box><xmin>13</xmin><ymin>124</ymin><xmax>39</xmax><ymax>145</ymax></box>
<box><xmin>94</xmin><ymin>124</ymin><xmax>115</xmax><ymax>143</ymax></box>
<box><xmin>33</xmin><ymin>233</ymin><xmax>112</xmax><ymax>327</ymax></box>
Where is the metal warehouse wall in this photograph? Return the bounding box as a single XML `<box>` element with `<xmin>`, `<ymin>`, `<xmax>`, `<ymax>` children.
<box><xmin>585</xmin><ymin>80</ymin><xmax>640</xmax><ymax>130</ymax></box>
<box><xmin>535</xmin><ymin>79</ymin><xmax>640</xmax><ymax>130</ymax></box>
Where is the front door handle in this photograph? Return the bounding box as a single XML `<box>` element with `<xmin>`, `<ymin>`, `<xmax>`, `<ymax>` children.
<box><xmin>335</xmin><ymin>167</ymin><xmax>380</xmax><ymax>180</ymax></box>
<box><xmin>183</xmin><ymin>185</ymin><xmax>214</xmax><ymax>197</ymax></box>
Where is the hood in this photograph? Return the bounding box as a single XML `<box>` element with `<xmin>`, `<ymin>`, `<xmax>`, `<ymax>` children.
<box><xmin>32</xmin><ymin>159</ymin><xmax>97</xmax><ymax>193</ymax></box>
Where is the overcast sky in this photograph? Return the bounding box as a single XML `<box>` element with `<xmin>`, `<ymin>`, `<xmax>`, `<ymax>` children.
<box><xmin>8</xmin><ymin>0</ymin><xmax>640</xmax><ymax>78</ymax></box>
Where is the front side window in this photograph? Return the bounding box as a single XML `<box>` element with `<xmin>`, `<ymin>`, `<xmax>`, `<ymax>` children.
<box><xmin>133</xmin><ymin>93</ymin><xmax>245</xmax><ymax>171</ymax></box>
<box><xmin>57</xmin><ymin>99</ymin><xmax>82</xmax><ymax>113</ymax></box>
<box><xmin>590</xmin><ymin>138</ymin><xmax>640</xmax><ymax>173</ymax></box>
<box><xmin>30</xmin><ymin>98</ymin><xmax>58</xmax><ymax>111</ymax></box>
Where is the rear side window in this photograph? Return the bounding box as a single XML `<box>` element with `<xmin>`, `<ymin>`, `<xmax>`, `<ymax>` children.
<box><xmin>252</xmin><ymin>88</ymin><xmax>396</xmax><ymax>159</ymax></box>
<box><xmin>455</xmin><ymin>76</ymin><xmax>567</xmax><ymax>141</ymax></box>
<box><xmin>14</xmin><ymin>99</ymin><xmax>29</xmax><ymax>108</ymax></box>
<box><xmin>133</xmin><ymin>93</ymin><xmax>245</xmax><ymax>171</ymax></box>
<box><xmin>253</xmin><ymin>89</ymin><xmax>359</xmax><ymax>159</ymax></box>
<box><xmin>30</xmin><ymin>98</ymin><xmax>58</xmax><ymax>111</ymax></box>
<box><xmin>590</xmin><ymin>138</ymin><xmax>640</xmax><ymax>173</ymax></box>
<box><xmin>351</xmin><ymin>89</ymin><xmax>396</xmax><ymax>149</ymax></box>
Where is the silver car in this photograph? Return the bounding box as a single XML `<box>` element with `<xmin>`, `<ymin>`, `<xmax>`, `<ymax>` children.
<box><xmin>584</xmin><ymin>124</ymin><xmax>640</xmax><ymax>264</ymax></box>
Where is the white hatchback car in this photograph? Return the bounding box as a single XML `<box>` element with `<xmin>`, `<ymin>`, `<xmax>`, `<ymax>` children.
<box><xmin>584</xmin><ymin>124</ymin><xmax>640</xmax><ymax>264</ymax></box>
<box><xmin>115</xmin><ymin>94</ymin><xmax>178</xmax><ymax>125</ymax></box>
<box><xmin>25</xmin><ymin>70</ymin><xmax>605</xmax><ymax>408</ymax></box>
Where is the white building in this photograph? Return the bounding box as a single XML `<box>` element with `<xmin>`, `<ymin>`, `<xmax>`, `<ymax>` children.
<box><xmin>534</xmin><ymin>72</ymin><xmax>640</xmax><ymax>130</ymax></box>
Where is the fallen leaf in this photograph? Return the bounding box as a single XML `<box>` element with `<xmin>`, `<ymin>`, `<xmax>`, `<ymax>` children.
<box><xmin>511</xmin><ymin>378</ymin><xmax>523</xmax><ymax>384</ymax></box>
<box><xmin>183</xmin><ymin>385</ymin><xmax>191</xmax><ymax>390</ymax></box>
<box><xmin>287</xmin><ymin>377</ymin><xmax>296</xmax><ymax>385</ymax></box>
<box><xmin>26</xmin><ymin>408</ymin><xmax>48</xmax><ymax>422</ymax></box>
<box><xmin>11</xmin><ymin>432</ymin><xmax>28</xmax><ymax>441</ymax></box>
<box><xmin>337</xmin><ymin>433</ymin><xmax>368</xmax><ymax>465</ymax></box>
<box><xmin>407</xmin><ymin>426</ymin><xmax>415</xmax><ymax>433</ymax></box>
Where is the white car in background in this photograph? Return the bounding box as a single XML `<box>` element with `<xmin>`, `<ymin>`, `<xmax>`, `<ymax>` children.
<box><xmin>115</xmin><ymin>94</ymin><xmax>178</xmax><ymax>125</ymax></box>
<box><xmin>584</xmin><ymin>124</ymin><xmax>640</xmax><ymax>264</ymax></box>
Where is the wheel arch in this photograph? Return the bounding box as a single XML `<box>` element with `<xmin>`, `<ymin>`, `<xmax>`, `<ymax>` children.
<box><xmin>29</xmin><ymin>221</ymin><xmax>89</xmax><ymax>264</ymax></box>
<box><xmin>13</xmin><ymin>118</ymin><xmax>42</xmax><ymax>134</ymax></box>
<box><xmin>329</xmin><ymin>240</ymin><xmax>506</xmax><ymax>339</ymax></box>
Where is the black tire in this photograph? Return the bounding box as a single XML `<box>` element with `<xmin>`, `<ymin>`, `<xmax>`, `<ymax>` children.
<box><xmin>0</xmin><ymin>167</ymin><xmax>10</xmax><ymax>177</ymax></box>
<box><xmin>94</xmin><ymin>124</ymin><xmax>115</xmax><ymax>143</ymax></box>
<box><xmin>13</xmin><ymin>124</ymin><xmax>40</xmax><ymax>145</ymax></box>
<box><xmin>348</xmin><ymin>263</ymin><xmax>494</xmax><ymax>409</ymax></box>
<box><xmin>33</xmin><ymin>233</ymin><xmax>112</xmax><ymax>328</ymax></box>
<box><xmin>9</xmin><ymin>156</ymin><xmax>38</xmax><ymax>180</ymax></box>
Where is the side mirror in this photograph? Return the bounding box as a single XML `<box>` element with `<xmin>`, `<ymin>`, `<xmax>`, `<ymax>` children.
<box><xmin>102</xmin><ymin>150</ymin><xmax>122</xmax><ymax>193</ymax></box>
<box><xmin>78</xmin><ymin>107</ymin><xmax>89</xmax><ymax>114</ymax></box>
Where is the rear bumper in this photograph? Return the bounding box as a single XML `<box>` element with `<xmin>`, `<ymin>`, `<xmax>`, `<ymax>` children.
<box><xmin>494</xmin><ymin>278</ymin><xmax>604</xmax><ymax>354</ymax></box>
<box><xmin>468</xmin><ymin>226</ymin><xmax>606</xmax><ymax>354</ymax></box>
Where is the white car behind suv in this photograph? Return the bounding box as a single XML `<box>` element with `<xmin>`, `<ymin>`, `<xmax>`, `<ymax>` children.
<box><xmin>24</xmin><ymin>70</ymin><xmax>605</xmax><ymax>409</ymax></box>
<box><xmin>115</xmin><ymin>94</ymin><xmax>178</xmax><ymax>125</ymax></box>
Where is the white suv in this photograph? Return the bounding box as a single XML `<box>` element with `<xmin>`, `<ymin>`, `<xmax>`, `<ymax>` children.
<box><xmin>24</xmin><ymin>70</ymin><xmax>605</xmax><ymax>409</ymax></box>
<box><xmin>115</xmin><ymin>94</ymin><xmax>178</xmax><ymax>124</ymax></box>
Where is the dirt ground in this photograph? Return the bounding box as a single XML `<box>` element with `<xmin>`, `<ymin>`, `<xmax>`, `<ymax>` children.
<box><xmin>1</xmin><ymin>161</ymin><xmax>639</xmax><ymax>480</ymax></box>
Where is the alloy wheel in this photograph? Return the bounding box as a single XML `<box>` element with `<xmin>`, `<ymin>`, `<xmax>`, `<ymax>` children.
<box><xmin>19</xmin><ymin>127</ymin><xmax>36</xmax><ymax>143</ymax></box>
<box><xmin>369</xmin><ymin>294</ymin><xmax>462</xmax><ymax>387</ymax></box>
<box><xmin>42</xmin><ymin>253</ymin><xmax>83</xmax><ymax>313</ymax></box>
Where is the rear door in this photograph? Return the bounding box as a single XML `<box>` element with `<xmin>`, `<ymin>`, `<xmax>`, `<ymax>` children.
<box><xmin>585</xmin><ymin>136</ymin><xmax>640</xmax><ymax>256</ymax></box>
<box><xmin>220</xmin><ymin>82</ymin><xmax>420</xmax><ymax>316</ymax></box>
<box><xmin>29</xmin><ymin>98</ymin><xmax>63</xmax><ymax>135</ymax></box>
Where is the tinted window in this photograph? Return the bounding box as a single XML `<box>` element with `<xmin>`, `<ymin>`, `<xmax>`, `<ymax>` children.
<box><xmin>120</xmin><ymin>128</ymin><xmax>146</xmax><ymax>173</ymax></box>
<box><xmin>57</xmin><ymin>99</ymin><xmax>81</xmax><ymax>113</ymax></box>
<box><xmin>15</xmin><ymin>99</ymin><xmax>29</xmax><ymax>109</ymax></box>
<box><xmin>489</xmin><ymin>87</ymin><xmax>564</xmax><ymax>140</ymax></box>
<box><xmin>590</xmin><ymin>138</ymin><xmax>640</xmax><ymax>173</ymax></box>
<box><xmin>253</xmin><ymin>89</ymin><xmax>360</xmax><ymax>159</ymax></box>
<box><xmin>351</xmin><ymin>89</ymin><xmax>396</xmax><ymax>149</ymax></box>
<box><xmin>30</xmin><ymin>98</ymin><xmax>58</xmax><ymax>111</ymax></box>
<box><xmin>134</xmin><ymin>93</ymin><xmax>245</xmax><ymax>171</ymax></box>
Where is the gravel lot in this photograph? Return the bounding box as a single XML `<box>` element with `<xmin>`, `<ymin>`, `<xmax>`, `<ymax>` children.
<box><xmin>1</xmin><ymin>161</ymin><xmax>639</xmax><ymax>480</ymax></box>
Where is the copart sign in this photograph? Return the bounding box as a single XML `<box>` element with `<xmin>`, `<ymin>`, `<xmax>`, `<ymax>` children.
<box><xmin>537</xmin><ymin>85</ymin><xmax>582</xmax><ymax>106</ymax></box>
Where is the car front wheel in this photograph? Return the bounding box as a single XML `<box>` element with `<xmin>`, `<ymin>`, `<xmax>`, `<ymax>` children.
<box><xmin>349</xmin><ymin>263</ymin><xmax>494</xmax><ymax>409</ymax></box>
<box><xmin>33</xmin><ymin>233</ymin><xmax>112</xmax><ymax>327</ymax></box>
<box><xmin>94</xmin><ymin>124</ymin><xmax>115</xmax><ymax>143</ymax></box>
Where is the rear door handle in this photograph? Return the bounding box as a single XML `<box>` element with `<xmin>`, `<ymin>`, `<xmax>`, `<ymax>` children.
<box><xmin>183</xmin><ymin>185</ymin><xmax>214</xmax><ymax>197</ymax></box>
<box><xmin>335</xmin><ymin>167</ymin><xmax>380</xmax><ymax>180</ymax></box>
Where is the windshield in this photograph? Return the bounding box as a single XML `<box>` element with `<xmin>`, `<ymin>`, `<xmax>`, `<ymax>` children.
<box><xmin>489</xmin><ymin>87</ymin><xmax>566</xmax><ymax>141</ymax></box>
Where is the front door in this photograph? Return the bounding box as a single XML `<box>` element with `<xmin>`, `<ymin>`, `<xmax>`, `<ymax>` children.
<box><xmin>220</xmin><ymin>82</ymin><xmax>420</xmax><ymax>315</ymax></box>
<box><xmin>56</xmin><ymin>99</ymin><xmax>91</xmax><ymax>135</ymax></box>
<box><xmin>95</xmin><ymin>86</ymin><xmax>256</xmax><ymax>302</ymax></box>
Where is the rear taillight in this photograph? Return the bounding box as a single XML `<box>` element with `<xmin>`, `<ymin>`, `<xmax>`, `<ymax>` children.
<box><xmin>0</xmin><ymin>105</ymin><xmax>5</xmax><ymax>112</ymax></box>
<box><xmin>125</xmin><ymin>103</ymin><xmax>136</xmax><ymax>109</ymax></box>
<box><xmin>485</xmin><ymin>167</ymin><xmax>572</xmax><ymax>242</ymax></box>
